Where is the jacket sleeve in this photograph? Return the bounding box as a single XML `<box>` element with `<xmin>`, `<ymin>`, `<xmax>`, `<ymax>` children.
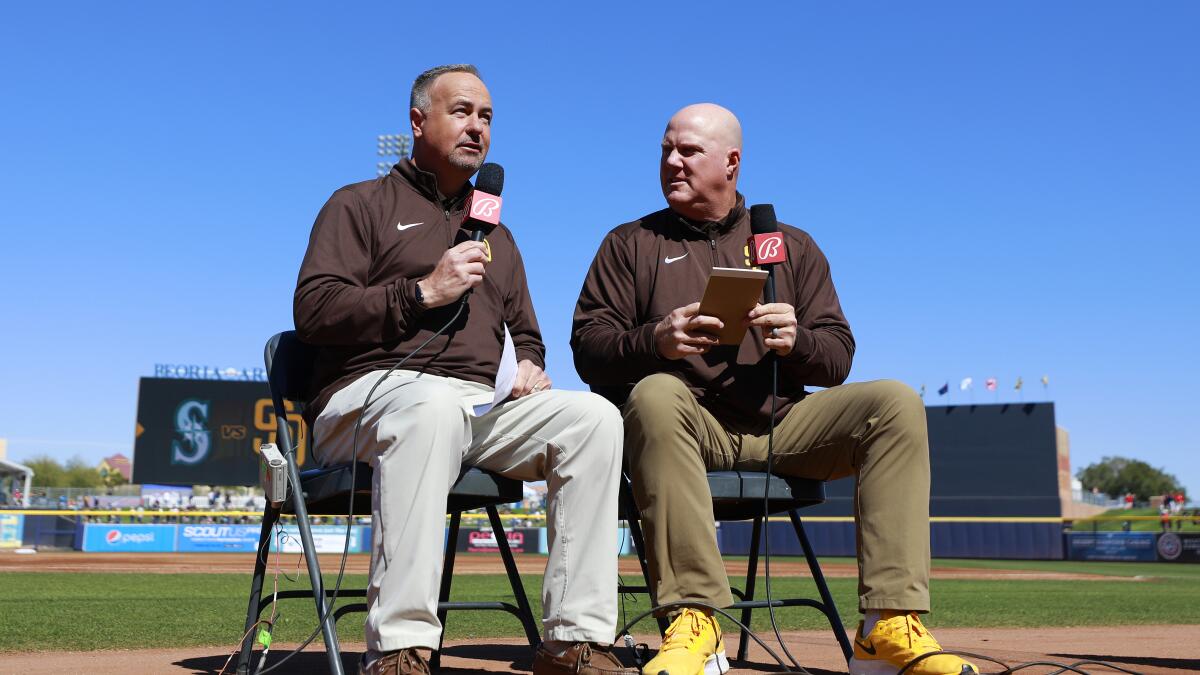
<box><xmin>781</xmin><ymin>236</ymin><xmax>855</xmax><ymax>387</ymax></box>
<box><xmin>504</xmin><ymin>240</ymin><xmax>546</xmax><ymax>369</ymax></box>
<box><xmin>570</xmin><ymin>231</ymin><xmax>662</xmax><ymax>386</ymax></box>
<box><xmin>293</xmin><ymin>189</ymin><xmax>426</xmax><ymax>346</ymax></box>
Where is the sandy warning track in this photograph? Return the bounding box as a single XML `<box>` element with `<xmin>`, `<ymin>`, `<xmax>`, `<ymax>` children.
<box><xmin>1</xmin><ymin>625</ymin><xmax>1195</xmax><ymax>674</ymax></box>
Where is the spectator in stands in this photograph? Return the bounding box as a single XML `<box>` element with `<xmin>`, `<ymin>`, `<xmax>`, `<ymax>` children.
<box><xmin>1160</xmin><ymin>499</ymin><xmax>1172</xmax><ymax>532</ymax></box>
<box><xmin>1124</xmin><ymin>492</ymin><xmax>1135</xmax><ymax>509</ymax></box>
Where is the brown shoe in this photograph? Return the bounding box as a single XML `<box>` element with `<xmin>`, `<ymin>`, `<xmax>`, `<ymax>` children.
<box><xmin>359</xmin><ymin>648</ymin><xmax>430</xmax><ymax>675</ymax></box>
<box><xmin>532</xmin><ymin>642</ymin><xmax>638</xmax><ymax>675</ymax></box>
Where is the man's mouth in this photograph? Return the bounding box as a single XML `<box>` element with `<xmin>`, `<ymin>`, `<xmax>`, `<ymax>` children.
<box><xmin>457</xmin><ymin>142</ymin><xmax>483</xmax><ymax>153</ymax></box>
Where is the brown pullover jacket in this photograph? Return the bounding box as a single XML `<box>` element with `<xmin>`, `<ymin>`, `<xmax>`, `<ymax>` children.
<box><xmin>571</xmin><ymin>196</ymin><xmax>854</xmax><ymax>433</ymax></box>
<box><xmin>294</xmin><ymin>160</ymin><xmax>545</xmax><ymax>421</ymax></box>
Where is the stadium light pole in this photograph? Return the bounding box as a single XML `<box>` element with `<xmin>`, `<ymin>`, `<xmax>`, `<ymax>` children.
<box><xmin>376</xmin><ymin>133</ymin><xmax>412</xmax><ymax>176</ymax></box>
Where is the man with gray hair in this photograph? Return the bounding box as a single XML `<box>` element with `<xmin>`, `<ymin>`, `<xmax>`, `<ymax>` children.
<box><xmin>572</xmin><ymin>103</ymin><xmax>977</xmax><ymax>675</ymax></box>
<box><xmin>295</xmin><ymin>64</ymin><xmax>635</xmax><ymax>675</ymax></box>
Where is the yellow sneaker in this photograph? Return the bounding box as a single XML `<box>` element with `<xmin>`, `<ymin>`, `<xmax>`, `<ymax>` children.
<box><xmin>849</xmin><ymin>612</ymin><xmax>978</xmax><ymax>675</ymax></box>
<box><xmin>641</xmin><ymin>608</ymin><xmax>730</xmax><ymax>675</ymax></box>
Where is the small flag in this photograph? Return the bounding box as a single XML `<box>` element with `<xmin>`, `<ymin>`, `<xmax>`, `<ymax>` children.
<box><xmin>1015</xmin><ymin>376</ymin><xmax>1023</xmax><ymax>391</ymax></box>
<box><xmin>986</xmin><ymin>378</ymin><xmax>997</xmax><ymax>391</ymax></box>
<box><xmin>960</xmin><ymin>377</ymin><xmax>973</xmax><ymax>391</ymax></box>
<box><xmin>937</xmin><ymin>382</ymin><xmax>949</xmax><ymax>396</ymax></box>
<box><xmin>1041</xmin><ymin>375</ymin><xmax>1050</xmax><ymax>388</ymax></box>
<box><xmin>920</xmin><ymin>384</ymin><xmax>926</xmax><ymax>398</ymax></box>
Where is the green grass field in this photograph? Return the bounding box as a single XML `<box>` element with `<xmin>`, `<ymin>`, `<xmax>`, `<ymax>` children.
<box><xmin>2</xmin><ymin>557</ymin><xmax>1198</xmax><ymax>653</ymax></box>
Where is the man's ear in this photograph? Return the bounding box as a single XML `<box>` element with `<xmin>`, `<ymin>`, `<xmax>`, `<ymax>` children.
<box><xmin>726</xmin><ymin>147</ymin><xmax>741</xmax><ymax>180</ymax></box>
<box><xmin>410</xmin><ymin>107</ymin><xmax>425</xmax><ymax>139</ymax></box>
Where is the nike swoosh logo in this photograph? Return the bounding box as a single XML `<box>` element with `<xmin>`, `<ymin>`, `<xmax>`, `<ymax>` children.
<box><xmin>664</xmin><ymin>253</ymin><xmax>689</xmax><ymax>264</ymax></box>
<box><xmin>396</xmin><ymin>222</ymin><xmax>424</xmax><ymax>231</ymax></box>
<box><xmin>855</xmin><ymin>638</ymin><xmax>877</xmax><ymax>656</ymax></box>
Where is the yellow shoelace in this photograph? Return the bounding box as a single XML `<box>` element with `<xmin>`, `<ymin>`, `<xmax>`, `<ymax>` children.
<box><xmin>884</xmin><ymin>612</ymin><xmax>942</xmax><ymax>653</ymax></box>
<box><xmin>660</xmin><ymin>610</ymin><xmax>706</xmax><ymax>652</ymax></box>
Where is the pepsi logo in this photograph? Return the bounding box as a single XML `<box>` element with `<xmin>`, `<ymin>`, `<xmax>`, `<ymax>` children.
<box><xmin>105</xmin><ymin>530</ymin><xmax>121</xmax><ymax>544</ymax></box>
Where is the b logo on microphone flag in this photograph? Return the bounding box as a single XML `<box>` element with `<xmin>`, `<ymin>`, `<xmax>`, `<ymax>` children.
<box><xmin>750</xmin><ymin>233</ymin><xmax>786</xmax><ymax>265</ymax></box>
<box><xmin>469</xmin><ymin>192</ymin><xmax>503</xmax><ymax>225</ymax></box>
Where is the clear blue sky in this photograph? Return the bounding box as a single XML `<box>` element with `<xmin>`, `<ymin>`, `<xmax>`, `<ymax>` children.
<box><xmin>1</xmin><ymin>2</ymin><xmax>1196</xmax><ymax>494</ymax></box>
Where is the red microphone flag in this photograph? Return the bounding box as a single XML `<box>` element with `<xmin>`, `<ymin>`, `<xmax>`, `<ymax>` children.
<box><xmin>749</xmin><ymin>232</ymin><xmax>786</xmax><ymax>266</ymax></box>
<box><xmin>467</xmin><ymin>191</ymin><xmax>503</xmax><ymax>227</ymax></box>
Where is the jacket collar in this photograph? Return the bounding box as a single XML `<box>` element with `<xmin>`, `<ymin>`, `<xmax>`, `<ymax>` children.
<box><xmin>391</xmin><ymin>159</ymin><xmax>473</xmax><ymax>210</ymax></box>
<box><xmin>673</xmin><ymin>192</ymin><xmax>748</xmax><ymax>240</ymax></box>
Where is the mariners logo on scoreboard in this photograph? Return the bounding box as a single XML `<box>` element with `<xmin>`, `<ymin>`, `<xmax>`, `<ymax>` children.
<box><xmin>170</xmin><ymin>398</ymin><xmax>212</xmax><ymax>465</ymax></box>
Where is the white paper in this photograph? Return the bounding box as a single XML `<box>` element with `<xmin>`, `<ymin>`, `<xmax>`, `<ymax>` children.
<box><xmin>472</xmin><ymin>324</ymin><xmax>518</xmax><ymax>416</ymax></box>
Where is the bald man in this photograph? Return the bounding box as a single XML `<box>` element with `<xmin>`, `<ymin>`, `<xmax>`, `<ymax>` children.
<box><xmin>571</xmin><ymin>105</ymin><xmax>977</xmax><ymax>675</ymax></box>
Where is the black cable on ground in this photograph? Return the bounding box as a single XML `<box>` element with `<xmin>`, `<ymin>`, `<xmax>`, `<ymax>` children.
<box><xmin>614</xmin><ymin>599</ymin><xmax>811</xmax><ymax>675</ymax></box>
<box><xmin>616</xmin><ymin>599</ymin><xmax>1143</xmax><ymax>675</ymax></box>
<box><xmin>253</xmin><ymin>301</ymin><xmax>467</xmax><ymax>675</ymax></box>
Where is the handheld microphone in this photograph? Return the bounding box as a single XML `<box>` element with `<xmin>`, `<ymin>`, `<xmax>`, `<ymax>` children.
<box><xmin>749</xmin><ymin>204</ymin><xmax>785</xmax><ymax>304</ymax></box>
<box><xmin>466</xmin><ymin>163</ymin><xmax>504</xmax><ymax>242</ymax></box>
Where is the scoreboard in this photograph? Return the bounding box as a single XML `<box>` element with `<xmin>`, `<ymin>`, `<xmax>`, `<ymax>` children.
<box><xmin>132</xmin><ymin>377</ymin><xmax>315</xmax><ymax>486</ymax></box>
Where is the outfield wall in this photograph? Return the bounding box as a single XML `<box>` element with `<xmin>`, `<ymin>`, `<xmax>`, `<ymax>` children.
<box><xmin>41</xmin><ymin>520</ymin><xmax>1200</xmax><ymax>562</ymax></box>
<box><xmin>718</xmin><ymin>520</ymin><xmax>1066</xmax><ymax>560</ymax></box>
<box><xmin>70</xmin><ymin>522</ymin><xmax>634</xmax><ymax>556</ymax></box>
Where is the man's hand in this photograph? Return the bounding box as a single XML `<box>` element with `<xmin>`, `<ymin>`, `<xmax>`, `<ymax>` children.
<box><xmin>653</xmin><ymin>302</ymin><xmax>724</xmax><ymax>359</ymax></box>
<box><xmin>417</xmin><ymin>241</ymin><xmax>489</xmax><ymax>307</ymax></box>
<box><xmin>747</xmin><ymin>303</ymin><xmax>798</xmax><ymax>356</ymax></box>
<box><xmin>510</xmin><ymin>359</ymin><xmax>551</xmax><ymax>399</ymax></box>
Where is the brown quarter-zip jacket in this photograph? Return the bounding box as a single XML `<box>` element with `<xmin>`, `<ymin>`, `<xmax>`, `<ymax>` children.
<box><xmin>294</xmin><ymin>160</ymin><xmax>545</xmax><ymax>421</ymax></box>
<box><xmin>571</xmin><ymin>196</ymin><xmax>854</xmax><ymax>432</ymax></box>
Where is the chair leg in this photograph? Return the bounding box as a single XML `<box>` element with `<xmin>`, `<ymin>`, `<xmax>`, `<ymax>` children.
<box><xmin>287</xmin><ymin>460</ymin><xmax>344</xmax><ymax>675</ymax></box>
<box><xmin>235</xmin><ymin>505</ymin><xmax>280</xmax><ymax>675</ymax></box>
<box><xmin>488</xmin><ymin>505</ymin><xmax>541</xmax><ymax>649</ymax></box>
<box><xmin>736</xmin><ymin>516</ymin><xmax>763</xmax><ymax>663</ymax></box>
<box><xmin>788</xmin><ymin>510</ymin><xmax>852</xmax><ymax>664</ymax></box>
<box><xmin>621</xmin><ymin>476</ymin><xmax>669</xmax><ymax>636</ymax></box>
<box><xmin>432</xmin><ymin>511</ymin><xmax>463</xmax><ymax>671</ymax></box>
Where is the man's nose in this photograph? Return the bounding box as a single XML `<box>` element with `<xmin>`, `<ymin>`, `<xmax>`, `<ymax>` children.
<box><xmin>465</xmin><ymin>115</ymin><xmax>485</xmax><ymax>136</ymax></box>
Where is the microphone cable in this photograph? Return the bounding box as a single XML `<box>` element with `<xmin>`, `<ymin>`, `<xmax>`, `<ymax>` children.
<box><xmin>253</xmin><ymin>298</ymin><xmax>468</xmax><ymax>675</ymax></box>
<box><xmin>761</xmin><ymin>349</ymin><xmax>807</xmax><ymax>671</ymax></box>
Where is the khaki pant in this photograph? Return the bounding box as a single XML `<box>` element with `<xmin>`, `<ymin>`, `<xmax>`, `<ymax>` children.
<box><xmin>315</xmin><ymin>370</ymin><xmax>624</xmax><ymax>651</ymax></box>
<box><xmin>623</xmin><ymin>373</ymin><xmax>930</xmax><ymax>614</ymax></box>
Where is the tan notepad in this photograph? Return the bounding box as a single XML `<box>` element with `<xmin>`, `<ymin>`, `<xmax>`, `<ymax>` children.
<box><xmin>697</xmin><ymin>267</ymin><xmax>769</xmax><ymax>345</ymax></box>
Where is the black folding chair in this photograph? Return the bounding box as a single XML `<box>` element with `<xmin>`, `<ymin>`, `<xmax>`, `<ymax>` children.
<box><xmin>619</xmin><ymin>471</ymin><xmax>853</xmax><ymax>665</ymax></box>
<box><xmin>235</xmin><ymin>331</ymin><xmax>539</xmax><ymax>675</ymax></box>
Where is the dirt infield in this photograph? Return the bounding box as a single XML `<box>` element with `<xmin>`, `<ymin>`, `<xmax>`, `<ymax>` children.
<box><xmin>0</xmin><ymin>551</ymin><xmax>1132</xmax><ymax>581</ymax></box>
<box><xmin>2</xmin><ymin>625</ymin><xmax>1195</xmax><ymax>674</ymax></box>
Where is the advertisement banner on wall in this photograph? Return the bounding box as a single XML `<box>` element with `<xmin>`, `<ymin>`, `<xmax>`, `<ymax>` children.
<box><xmin>1066</xmin><ymin>532</ymin><xmax>1157</xmax><ymax>562</ymax></box>
<box><xmin>80</xmin><ymin>524</ymin><xmax>177</xmax><ymax>552</ymax></box>
<box><xmin>456</xmin><ymin>527</ymin><xmax>540</xmax><ymax>554</ymax></box>
<box><xmin>1156</xmin><ymin>532</ymin><xmax>1200</xmax><ymax>563</ymax></box>
<box><xmin>177</xmin><ymin>524</ymin><xmax>260</xmax><ymax>552</ymax></box>
<box><xmin>0</xmin><ymin>514</ymin><xmax>23</xmax><ymax>548</ymax></box>
<box><xmin>273</xmin><ymin>525</ymin><xmax>362</xmax><ymax>554</ymax></box>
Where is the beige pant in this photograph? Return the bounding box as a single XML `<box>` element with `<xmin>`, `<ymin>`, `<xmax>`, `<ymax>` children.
<box><xmin>314</xmin><ymin>369</ymin><xmax>623</xmax><ymax>651</ymax></box>
<box><xmin>623</xmin><ymin>374</ymin><xmax>930</xmax><ymax>615</ymax></box>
